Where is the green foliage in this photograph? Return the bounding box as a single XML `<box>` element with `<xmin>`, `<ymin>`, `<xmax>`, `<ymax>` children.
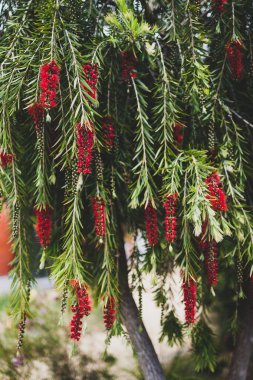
<box><xmin>105</xmin><ymin>0</ymin><xmax>156</xmax><ymax>48</ymax></box>
<box><xmin>0</xmin><ymin>0</ymin><xmax>253</xmax><ymax>375</ymax></box>
<box><xmin>130</xmin><ymin>77</ymin><xmax>156</xmax><ymax>207</ymax></box>
<box><xmin>159</xmin><ymin>311</ymin><xmax>183</xmax><ymax>347</ymax></box>
<box><xmin>165</xmin><ymin>354</ymin><xmax>223</xmax><ymax>380</ymax></box>
<box><xmin>51</xmin><ymin>185</ymin><xmax>89</xmax><ymax>288</ymax></box>
<box><xmin>191</xmin><ymin>320</ymin><xmax>217</xmax><ymax>373</ymax></box>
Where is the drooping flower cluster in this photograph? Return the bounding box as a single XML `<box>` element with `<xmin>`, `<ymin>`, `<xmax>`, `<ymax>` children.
<box><xmin>70</xmin><ymin>283</ymin><xmax>92</xmax><ymax>341</ymax></box>
<box><xmin>39</xmin><ymin>60</ymin><xmax>60</xmax><ymax>109</ymax></box>
<box><xmin>120</xmin><ymin>51</ymin><xmax>137</xmax><ymax>81</ymax></box>
<box><xmin>205</xmin><ymin>172</ymin><xmax>228</xmax><ymax>212</ymax></box>
<box><xmin>236</xmin><ymin>257</ymin><xmax>243</xmax><ymax>285</ymax></box>
<box><xmin>102</xmin><ymin>116</ymin><xmax>115</xmax><ymax>151</ymax></box>
<box><xmin>76</xmin><ymin>122</ymin><xmax>94</xmax><ymax>175</ymax></box>
<box><xmin>91</xmin><ymin>196</ymin><xmax>106</xmax><ymax>241</ymax></box>
<box><xmin>16</xmin><ymin>281</ymin><xmax>31</xmax><ymax>351</ymax></box>
<box><xmin>199</xmin><ymin>220</ymin><xmax>219</xmax><ymax>286</ymax></box>
<box><xmin>28</xmin><ymin>102</ymin><xmax>44</xmax><ymax>129</ymax></box>
<box><xmin>83</xmin><ymin>63</ymin><xmax>98</xmax><ymax>100</ymax></box>
<box><xmin>163</xmin><ymin>193</ymin><xmax>178</xmax><ymax>243</ymax></box>
<box><xmin>103</xmin><ymin>297</ymin><xmax>117</xmax><ymax>330</ymax></box>
<box><xmin>173</xmin><ymin>123</ymin><xmax>184</xmax><ymax>145</ymax></box>
<box><xmin>28</xmin><ymin>102</ymin><xmax>45</xmax><ymax>156</ymax></box>
<box><xmin>0</xmin><ymin>151</ymin><xmax>14</xmax><ymax>167</ymax></box>
<box><xmin>204</xmin><ymin>240</ymin><xmax>218</xmax><ymax>286</ymax></box>
<box><xmin>144</xmin><ymin>203</ymin><xmax>158</xmax><ymax>247</ymax></box>
<box><xmin>17</xmin><ymin>313</ymin><xmax>27</xmax><ymax>351</ymax></box>
<box><xmin>182</xmin><ymin>278</ymin><xmax>197</xmax><ymax>324</ymax></box>
<box><xmin>226</xmin><ymin>40</ymin><xmax>244</xmax><ymax>79</ymax></box>
<box><xmin>212</xmin><ymin>0</ymin><xmax>228</xmax><ymax>13</ymax></box>
<box><xmin>34</xmin><ymin>205</ymin><xmax>52</xmax><ymax>248</ymax></box>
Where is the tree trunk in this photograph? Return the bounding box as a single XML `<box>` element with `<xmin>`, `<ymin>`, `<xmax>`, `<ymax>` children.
<box><xmin>118</xmin><ymin>239</ymin><xmax>166</xmax><ymax>380</ymax></box>
<box><xmin>227</xmin><ymin>281</ymin><xmax>253</xmax><ymax>380</ymax></box>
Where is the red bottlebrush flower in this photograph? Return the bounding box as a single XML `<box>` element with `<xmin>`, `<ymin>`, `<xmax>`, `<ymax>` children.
<box><xmin>212</xmin><ymin>0</ymin><xmax>228</xmax><ymax>13</ymax></box>
<box><xmin>163</xmin><ymin>193</ymin><xmax>178</xmax><ymax>243</ymax></box>
<box><xmin>225</xmin><ymin>40</ymin><xmax>244</xmax><ymax>79</ymax></box>
<box><xmin>28</xmin><ymin>102</ymin><xmax>45</xmax><ymax>130</ymax></box>
<box><xmin>34</xmin><ymin>205</ymin><xmax>52</xmax><ymax>248</ymax></box>
<box><xmin>204</xmin><ymin>240</ymin><xmax>218</xmax><ymax>286</ymax></box>
<box><xmin>182</xmin><ymin>278</ymin><xmax>197</xmax><ymax>324</ymax></box>
<box><xmin>198</xmin><ymin>222</ymin><xmax>218</xmax><ymax>286</ymax></box>
<box><xmin>70</xmin><ymin>306</ymin><xmax>84</xmax><ymax>342</ymax></box>
<box><xmin>102</xmin><ymin>116</ymin><xmax>115</xmax><ymax>151</ymax></box>
<box><xmin>103</xmin><ymin>297</ymin><xmax>117</xmax><ymax>330</ymax></box>
<box><xmin>39</xmin><ymin>60</ymin><xmax>60</xmax><ymax>109</ymax></box>
<box><xmin>70</xmin><ymin>285</ymin><xmax>92</xmax><ymax>341</ymax></box>
<box><xmin>83</xmin><ymin>63</ymin><xmax>98</xmax><ymax>100</ymax></box>
<box><xmin>173</xmin><ymin>123</ymin><xmax>184</xmax><ymax>145</ymax></box>
<box><xmin>144</xmin><ymin>203</ymin><xmax>158</xmax><ymax>247</ymax></box>
<box><xmin>120</xmin><ymin>51</ymin><xmax>137</xmax><ymax>81</ymax></box>
<box><xmin>76</xmin><ymin>122</ymin><xmax>94</xmax><ymax>175</ymax></box>
<box><xmin>76</xmin><ymin>286</ymin><xmax>92</xmax><ymax>317</ymax></box>
<box><xmin>0</xmin><ymin>151</ymin><xmax>14</xmax><ymax>167</ymax></box>
<box><xmin>205</xmin><ymin>172</ymin><xmax>228</xmax><ymax>212</ymax></box>
<box><xmin>91</xmin><ymin>196</ymin><xmax>106</xmax><ymax>241</ymax></box>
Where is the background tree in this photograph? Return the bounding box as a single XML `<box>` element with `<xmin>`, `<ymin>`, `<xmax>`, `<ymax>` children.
<box><xmin>0</xmin><ymin>0</ymin><xmax>253</xmax><ymax>379</ymax></box>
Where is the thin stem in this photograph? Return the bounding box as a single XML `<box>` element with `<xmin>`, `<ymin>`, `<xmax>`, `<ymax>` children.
<box><xmin>232</xmin><ymin>2</ymin><xmax>236</xmax><ymax>39</ymax></box>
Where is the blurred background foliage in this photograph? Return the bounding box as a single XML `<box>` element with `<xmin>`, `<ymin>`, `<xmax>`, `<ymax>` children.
<box><xmin>0</xmin><ymin>285</ymin><xmax>252</xmax><ymax>380</ymax></box>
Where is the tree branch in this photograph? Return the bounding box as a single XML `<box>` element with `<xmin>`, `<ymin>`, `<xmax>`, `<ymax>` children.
<box><xmin>117</xmin><ymin>224</ymin><xmax>165</xmax><ymax>380</ymax></box>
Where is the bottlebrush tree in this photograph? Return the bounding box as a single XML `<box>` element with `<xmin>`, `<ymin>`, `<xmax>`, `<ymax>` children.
<box><xmin>0</xmin><ymin>0</ymin><xmax>253</xmax><ymax>379</ymax></box>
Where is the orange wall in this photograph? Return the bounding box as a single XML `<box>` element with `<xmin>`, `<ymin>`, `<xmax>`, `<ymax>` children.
<box><xmin>0</xmin><ymin>206</ymin><xmax>13</xmax><ymax>276</ymax></box>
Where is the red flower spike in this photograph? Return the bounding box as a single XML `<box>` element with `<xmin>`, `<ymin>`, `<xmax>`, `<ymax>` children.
<box><xmin>34</xmin><ymin>205</ymin><xmax>52</xmax><ymax>248</ymax></box>
<box><xmin>173</xmin><ymin>123</ymin><xmax>184</xmax><ymax>145</ymax></box>
<box><xmin>39</xmin><ymin>60</ymin><xmax>60</xmax><ymax>109</ymax></box>
<box><xmin>182</xmin><ymin>278</ymin><xmax>197</xmax><ymax>324</ymax></box>
<box><xmin>28</xmin><ymin>103</ymin><xmax>45</xmax><ymax>130</ymax></box>
<box><xmin>103</xmin><ymin>297</ymin><xmax>117</xmax><ymax>330</ymax></box>
<box><xmin>120</xmin><ymin>51</ymin><xmax>137</xmax><ymax>81</ymax></box>
<box><xmin>91</xmin><ymin>196</ymin><xmax>106</xmax><ymax>241</ymax></box>
<box><xmin>204</xmin><ymin>240</ymin><xmax>218</xmax><ymax>286</ymax></box>
<box><xmin>198</xmin><ymin>222</ymin><xmax>218</xmax><ymax>286</ymax></box>
<box><xmin>144</xmin><ymin>203</ymin><xmax>158</xmax><ymax>247</ymax></box>
<box><xmin>76</xmin><ymin>122</ymin><xmax>94</xmax><ymax>175</ymax></box>
<box><xmin>76</xmin><ymin>287</ymin><xmax>92</xmax><ymax>317</ymax></box>
<box><xmin>225</xmin><ymin>40</ymin><xmax>244</xmax><ymax>80</ymax></box>
<box><xmin>0</xmin><ymin>151</ymin><xmax>14</xmax><ymax>167</ymax></box>
<box><xmin>70</xmin><ymin>285</ymin><xmax>92</xmax><ymax>341</ymax></box>
<box><xmin>70</xmin><ymin>307</ymin><xmax>83</xmax><ymax>341</ymax></box>
<box><xmin>163</xmin><ymin>193</ymin><xmax>178</xmax><ymax>243</ymax></box>
<box><xmin>212</xmin><ymin>0</ymin><xmax>228</xmax><ymax>13</ymax></box>
<box><xmin>83</xmin><ymin>63</ymin><xmax>98</xmax><ymax>101</ymax></box>
<box><xmin>205</xmin><ymin>172</ymin><xmax>228</xmax><ymax>212</ymax></box>
<box><xmin>102</xmin><ymin>116</ymin><xmax>115</xmax><ymax>151</ymax></box>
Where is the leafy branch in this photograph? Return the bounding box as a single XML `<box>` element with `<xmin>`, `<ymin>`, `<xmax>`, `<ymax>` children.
<box><xmin>130</xmin><ymin>78</ymin><xmax>156</xmax><ymax>208</ymax></box>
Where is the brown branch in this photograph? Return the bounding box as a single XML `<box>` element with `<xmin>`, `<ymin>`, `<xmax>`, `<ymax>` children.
<box><xmin>117</xmin><ymin>224</ymin><xmax>165</xmax><ymax>380</ymax></box>
<box><xmin>227</xmin><ymin>280</ymin><xmax>253</xmax><ymax>380</ymax></box>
